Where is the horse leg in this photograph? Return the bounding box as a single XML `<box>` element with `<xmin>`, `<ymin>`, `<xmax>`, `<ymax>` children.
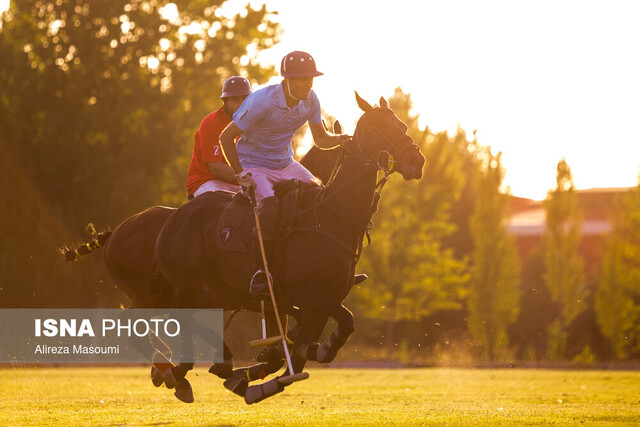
<box><xmin>169</xmin><ymin>331</ymin><xmax>233</xmax><ymax>404</ymax></box>
<box><xmin>254</xmin><ymin>307</ymin><xmax>289</xmax><ymax>366</ymax></box>
<box><xmin>110</xmin><ymin>308</ymin><xmax>170</xmax><ymax>389</ymax></box>
<box><xmin>208</xmin><ymin>342</ymin><xmax>234</xmax><ymax>379</ymax></box>
<box><xmin>187</xmin><ymin>311</ymin><xmax>233</xmax><ymax>379</ymax></box>
<box><xmin>164</xmin><ymin>285</ymin><xmax>230</xmax><ymax>403</ymax></box>
<box><xmin>243</xmin><ymin>310</ymin><xmax>327</xmax><ymax>405</ymax></box>
<box><xmin>289</xmin><ymin>310</ymin><xmax>329</xmax><ymax>370</ymax></box>
<box><xmin>161</xmin><ymin>307</ymin><xmax>197</xmax><ymax>403</ymax></box>
<box><xmin>315</xmin><ymin>303</ymin><xmax>354</xmax><ymax>363</ymax></box>
<box><xmin>293</xmin><ymin>285</ymin><xmax>355</xmax><ymax>364</ymax></box>
<box><xmin>227</xmin><ymin>303</ymin><xmax>303</xmax><ymax>394</ymax></box>
<box><xmin>222</xmin><ymin>313</ymin><xmax>299</xmax><ymax>398</ymax></box>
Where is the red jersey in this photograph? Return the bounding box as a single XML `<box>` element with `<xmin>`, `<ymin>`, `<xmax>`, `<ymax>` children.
<box><xmin>186</xmin><ymin>107</ymin><xmax>234</xmax><ymax>196</ymax></box>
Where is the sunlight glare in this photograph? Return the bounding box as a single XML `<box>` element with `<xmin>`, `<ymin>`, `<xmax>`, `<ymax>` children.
<box><xmin>147</xmin><ymin>56</ymin><xmax>159</xmax><ymax>70</ymax></box>
<box><xmin>178</xmin><ymin>22</ymin><xmax>202</xmax><ymax>35</ymax></box>
<box><xmin>255</xmin><ymin>0</ymin><xmax>640</xmax><ymax>200</ymax></box>
<box><xmin>0</xmin><ymin>0</ymin><xmax>8</xmax><ymax>14</ymax></box>
<box><xmin>159</xmin><ymin>3</ymin><xmax>179</xmax><ymax>24</ymax></box>
<box><xmin>159</xmin><ymin>38</ymin><xmax>171</xmax><ymax>51</ymax></box>
<box><xmin>49</xmin><ymin>19</ymin><xmax>63</xmax><ymax>35</ymax></box>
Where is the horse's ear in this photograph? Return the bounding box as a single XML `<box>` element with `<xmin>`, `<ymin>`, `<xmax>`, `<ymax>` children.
<box><xmin>333</xmin><ymin>120</ymin><xmax>343</xmax><ymax>134</ymax></box>
<box><xmin>380</xmin><ymin>97</ymin><xmax>388</xmax><ymax>108</ymax></box>
<box><xmin>355</xmin><ymin>91</ymin><xmax>373</xmax><ymax>112</ymax></box>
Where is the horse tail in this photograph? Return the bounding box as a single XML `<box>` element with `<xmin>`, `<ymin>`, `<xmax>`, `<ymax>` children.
<box><xmin>62</xmin><ymin>230</ymin><xmax>112</xmax><ymax>262</ymax></box>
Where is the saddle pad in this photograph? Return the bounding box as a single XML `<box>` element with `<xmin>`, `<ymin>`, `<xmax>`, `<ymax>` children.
<box><xmin>215</xmin><ymin>196</ymin><xmax>253</xmax><ymax>253</ymax></box>
<box><xmin>215</xmin><ymin>181</ymin><xmax>323</xmax><ymax>252</ymax></box>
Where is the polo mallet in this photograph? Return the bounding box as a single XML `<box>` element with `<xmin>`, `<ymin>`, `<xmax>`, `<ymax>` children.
<box><xmin>246</xmin><ymin>187</ymin><xmax>308</xmax><ymax>385</ymax></box>
<box><xmin>248</xmin><ymin>302</ymin><xmax>287</xmax><ymax>348</ymax></box>
<box><xmin>261</xmin><ymin>300</ymin><xmax>267</xmax><ymax>340</ymax></box>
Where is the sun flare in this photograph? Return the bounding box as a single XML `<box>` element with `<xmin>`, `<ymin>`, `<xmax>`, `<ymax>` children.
<box><xmin>256</xmin><ymin>0</ymin><xmax>640</xmax><ymax>200</ymax></box>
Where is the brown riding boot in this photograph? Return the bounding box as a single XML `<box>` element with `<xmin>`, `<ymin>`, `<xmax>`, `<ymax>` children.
<box><xmin>249</xmin><ymin>196</ymin><xmax>279</xmax><ymax>297</ymax></box>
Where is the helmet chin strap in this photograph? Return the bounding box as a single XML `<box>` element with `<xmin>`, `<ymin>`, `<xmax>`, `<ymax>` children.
<box><xmin>285</xmin><ymin>79</ymin><xmax>303</xmax><ymax>102</ymax></box>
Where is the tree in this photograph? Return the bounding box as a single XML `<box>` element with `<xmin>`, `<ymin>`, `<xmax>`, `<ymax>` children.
<box><xmin>543</xmin><ymin>159</ymin><xmax>587</xmax><ymax>358</ymax></box>
<box><xmin>0</xmin><ymin>1</ymin><xmax>279</xmax><ymax>307</ymax></box>
<box><xmin>595</xmin><ymin>184</ymin><xmax>640</xmax><ymax>359</ymax></box>
<box><xmin>467</xmin><ymin>150</ymin><xmax>520</xmax><ymax>360</ymax></box>
<box><xmin>353</xmin><ymin>88</ymin><xmax>468</xmax><ymax>356</ymax></box>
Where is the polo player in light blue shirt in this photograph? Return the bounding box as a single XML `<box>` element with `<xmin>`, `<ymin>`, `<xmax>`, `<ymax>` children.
<box><xmin>220</xmin><ymin>50</ymin><xmax>349</xmax><ymax>295</ymax></box>
<box><xmin>234</xmin><ymin>83</ymin><xmax>322</xmax><ymax>171</ymax></box>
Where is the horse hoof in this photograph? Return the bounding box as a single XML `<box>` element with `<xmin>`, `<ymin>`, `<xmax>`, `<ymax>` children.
<box><xmin>174</xmin><ymin>378</ymin><xmax>194</xmax><ymax>404</ymax></box>
<box><xmin>164</xmin><ymin>367</ymin><xmax>177</xmax><ymax>389</ymax></box>
<box><xmin>265</xmin><ymin>357</ymin><xmax>285</xmax><ymax>374</ymax></box>
<box><xmin>224</xmin><ymin>375</ymin><xmax>248</xmax><ymax>397</ymax></box>
<box><xmin>208</xmin><ymin>359</ymin><xmax>233</xmax><ymax>379</ymax></box>
<box><xmin>316</xmin><ymin>343</ymin><xmax>336</xmax><ymax>364</ymax></box>
<box><xmin>151</xmin><ymin>366</ymin><xmax>165</xmax><ymax>387</ymax></box>
<box><xmin>256</xmin><ymin>345</ymin><xmax>282</xmax><ymax>364</ymax></box>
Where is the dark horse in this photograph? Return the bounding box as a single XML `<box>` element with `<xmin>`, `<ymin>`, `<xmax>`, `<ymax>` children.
<box><xmin>63</xmin><ymin>205</ymin><xmax>291</xmax><ymax>403</ymax></box>
<box><xmin>63</xmin><ymin>206</ymin><xmax>174</xmax><ymax>308</ymax></box>
<box><xmin>154</xmin><ymin>92</ymin><xmax>425</xmax><ymax>403</ymax></box>
<box><xmin>61</xmin><ymin>127</ymin><xmax>362</xmax><ymax>403</ymax></box>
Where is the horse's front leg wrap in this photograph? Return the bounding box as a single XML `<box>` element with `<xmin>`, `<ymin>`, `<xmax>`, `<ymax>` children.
<box><xmin>224</xmin><ymin>375</ymin><xmax>249</xmax><ymax>397</ymax></box>
<box><xmin>208</xmin><ymin>359</ymin><xmax>233</xmax><ymax>379</ymax></box>
<box><xmin>316</xmin><ymin>327</ymin><xmax>351</xmax><ymax>363</ymax></box>
<box><xmin>236</xmin><ymin>362</ymin><xmax>269</xmax><ymax>382</ymax></box>
<box><xmin>295</xmin><ymin>342</ymin><xmax>320</xmax><ymax>361</ymax></box>
<box><xmin>164</xmin><ymin>363</ymin><xmax>193</xmax><ymax>388</ymax></box>
<box><xmin>244</xmin><ymin>377</ymin><xmax>285</xmax><ymax>404</ymax></box>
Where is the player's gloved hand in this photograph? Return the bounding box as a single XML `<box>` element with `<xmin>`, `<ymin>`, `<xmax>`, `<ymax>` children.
<box><xmin>337</xmin><ymin>134</ymin><xmax>351</xmax><ymax>146</ymax></box>
<box><xmin>236</xmin><ymin>170</ymin><xmax>256</xmax><ymax>195</ymax></box>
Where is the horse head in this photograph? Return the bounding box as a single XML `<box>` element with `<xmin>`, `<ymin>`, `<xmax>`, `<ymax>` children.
<box><xmin>353</xmin><ymin>92</ymin><xmax>425</xmax><ymax>180</ymax></box>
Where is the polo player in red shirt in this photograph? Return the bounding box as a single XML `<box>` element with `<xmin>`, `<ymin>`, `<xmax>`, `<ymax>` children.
<box><xmin>186</xmin><ymin>76</ymin><xmax>252</xmax><ymax>199</ymax></box>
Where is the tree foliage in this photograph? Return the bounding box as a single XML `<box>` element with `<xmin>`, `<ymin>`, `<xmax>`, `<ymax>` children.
<box><xmin>467</xmin><ymin>150</ymin><xmax>521</xmax><ymax>360</ymax></box>
<box><xmin>0</xmin><ymin>0</ymin><xmax>279</xmax><ymax>307</ymax></box>
<box><xmin>543</xmin><ymin>159</ymin><xmax>587</xmax><ymax>358</ymax></box>
<box><xmin>595</xmin><ymin>184</ymin><xmax>640</xmax><ymax>359</ymax></box>
<box><xmin>353</xmin><ymin>88</ymin><xmax>469</xmax><ymax>354</ymax></box>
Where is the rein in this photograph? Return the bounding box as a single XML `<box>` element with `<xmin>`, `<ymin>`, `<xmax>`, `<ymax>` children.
<box><xmin>315</xmin><ymin>108</ymin><xmax>417</xmax><ymax>211</ymax></box>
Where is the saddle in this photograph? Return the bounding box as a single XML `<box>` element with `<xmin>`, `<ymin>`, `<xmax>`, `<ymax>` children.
<box><xmin>215</xmin><ymin>180</ymin><xmax>322</xmax><ymax>253</ymax></box>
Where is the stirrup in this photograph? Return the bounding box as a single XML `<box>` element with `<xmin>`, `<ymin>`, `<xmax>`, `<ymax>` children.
<box><xmin>250</xmin><ymin>269</ymin><xmax>272</xmax><ymax>297</ymax></box>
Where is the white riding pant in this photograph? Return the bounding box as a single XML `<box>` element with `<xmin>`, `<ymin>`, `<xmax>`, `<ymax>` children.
<box><xmin>193</xmin><ymin>179</ymin><xmax>241</xmax><ymax>197</ymax></box>
<box><xmin>245</xmin><ymin>161</ymin><xmax>321</xmax><ymax>205</ymax></box>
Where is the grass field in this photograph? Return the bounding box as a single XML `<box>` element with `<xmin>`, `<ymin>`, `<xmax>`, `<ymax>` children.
<box><xmin>0</xmin><ymin>366</ymin><xmax>639</xmax><ymax>426</ymax></box>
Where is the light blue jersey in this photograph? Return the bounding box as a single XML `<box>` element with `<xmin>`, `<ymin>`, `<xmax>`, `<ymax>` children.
<box><xmin>233</xmin><ymin>83</ymin><xmax>322</xmax><ymax>169</ymax></box>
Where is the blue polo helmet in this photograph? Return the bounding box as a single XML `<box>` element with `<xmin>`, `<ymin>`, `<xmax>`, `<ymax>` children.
<box><xmin>280</xmin><ymin>51</ymin><xmax>323</xmax><ymax>78</ymax></box>
<box><xmin>220</xmin><ymin>76</ymin><xmax>252</xmax><ymax>98</ymax></box>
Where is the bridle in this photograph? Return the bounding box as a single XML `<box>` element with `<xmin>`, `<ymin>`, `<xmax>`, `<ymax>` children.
<box><xmin>286</xmin><ymin>107</ymin><xmax>420</xmax><ymax>260</ymax></box>
<box><xmin>343</xmin><ymin>107</ymin><xmax>420</xmax><ymax>189</ymax></box>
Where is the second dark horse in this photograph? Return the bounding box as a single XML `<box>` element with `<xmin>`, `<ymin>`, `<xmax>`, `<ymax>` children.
<box><xmin>154</xmin><ymin>92</ymin><xmax>426</xmax><ymax>404</ymax></box>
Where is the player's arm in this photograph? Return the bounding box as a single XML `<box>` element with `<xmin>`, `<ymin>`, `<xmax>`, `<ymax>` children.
<box><xmin>206</xmin><ymin>161</ymin><xmax>237</xmax><ymax>183</ymax></box>
<box><xmin>219</xmin><ymin>122</ymin><xmax>245</xmax><ymax>174</ymax></box>
<box><xmin>309</xmin><ymin>122</ymin><xmax>350</xmax><ymax>149</ymax></box>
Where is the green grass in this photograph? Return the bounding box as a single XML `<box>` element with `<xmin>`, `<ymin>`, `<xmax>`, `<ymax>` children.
<box><xmin>0</xmin><ymin>367</ymin><xmax>639</xmax><ymax>426</ymax></box>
